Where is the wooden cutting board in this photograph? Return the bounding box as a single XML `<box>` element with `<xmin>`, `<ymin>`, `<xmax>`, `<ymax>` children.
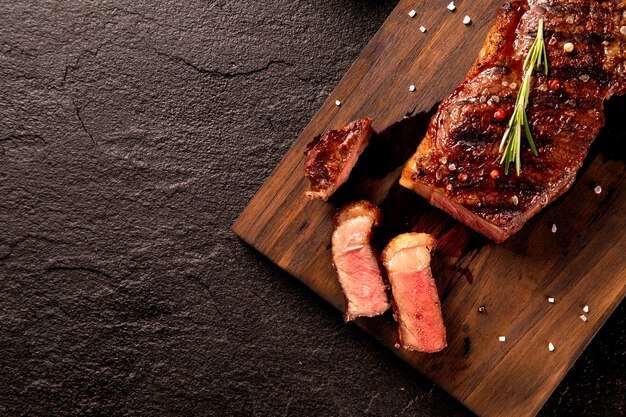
<box><xmin>232</xmin><ymin>1</ymin><xmax>626</xmax><ymax>416</ymax></box>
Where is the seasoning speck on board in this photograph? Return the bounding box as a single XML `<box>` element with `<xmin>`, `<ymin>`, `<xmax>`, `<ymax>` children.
<box><xmin>551</xmin><ymin>224</ymin><xmax>557</xmax><ymax>233</ymax></box>
<box><xmin>447</xmin><ymin>2</ymin><xmax>456</xmax><ymax>11</ymax></box>
<box><xmin>409</xmin><ymin>84</ymin><xmax>416</xmax><ymax>92</ymax></box>
<box><xmin>335</xmin><ymin>100</ymin><xmax>341</xmax><ymax>107</ymax></box>
<box><xmin>548</xmin><ymin>297</ymin><xmax>555</xmax><ymax>303</ymax></box>
<box><xmin>499</xmin><ymin>336</ymin><xmax>506</xmax><ymax>342</ymax></box>
<box><xmin>583</xmin><ymin>305</ymin><xmax>589</xmax><ymax>313</ymax></box>
<box><xmin>463</xmin><ymin>15</ymin><xmax>471</xmax><ymax>25</ymax></box>
<box><xmin>419</xmin><ymin>26</ymin><xmax>427</xmax><ymax>33</ymax></box>
<box><xmin>580</xmin><ymin>315</ymin><xmax>588</xmax><ymax>322</ymax></box>
<box><xmin>409</xmin><ymin>9</ymin><xmax>416</xmax><ymax>18</ymax></box>
<box><xmin>548</xmin><ymin>342</ymin><xmax>555</xmax><ymax>352</ymax></box>
<box><xmin>594</xmin><ymin>185</ymin><xmax>602</xmax><ymax>194</ymax></box>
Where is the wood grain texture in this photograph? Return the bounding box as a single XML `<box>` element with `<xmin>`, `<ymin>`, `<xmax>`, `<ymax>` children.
<box><xmin>232</xmin><ymin>1</ymin><xmax>626</xmax><ymax>416</ymax></box>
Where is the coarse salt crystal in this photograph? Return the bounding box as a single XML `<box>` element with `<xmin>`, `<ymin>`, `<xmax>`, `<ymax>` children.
<box><xmin>499</xmin><ymin>336</ymin><xmax>506</xmax><ymax>342</ymax></box>
<box><xmin>579</xmin><ymin>74</ymin><xmax>590</xmax><ymax>82</ymax></box>
<box><xmin>566</xmin><ymin>16</ymin><xmax>575</xmax><ymax>24</ymax></box>
<box><xmin>409</xmin><ymin>10</ymin><xmax>416</xmax><ymax>18</ymax></box>
<box><xmin>551</xmin><ymin>224</ymin><xmax>557</xmax><ymax>233</ymax></box>
<box><xmin>583</xmin><ymin>305</ymin><xmax>589</xmax><ymax>313</ymax></box>
<box><xmin>548</xmin><ymin>342</ymin><xmax>555</xmax><ymax>352</ymax></box>
<box><xmin>509</xmin><ymin>82</ymin><xmax>518</xmax><ymax>90</ymax></box>
<box><xmin>409</xmin><ymin>84</ymin><xmax>416</xmax><ymax>92</ymax></box>
<box><xmin>621</xmin><ymin>26</ymin><xmax>626</xmax><ymax>36</ymax></box>
<box><xmin>548</xmin><ymin>297</ymin><xmax>555</xmax><ymax>303</ymax></box>
<box><xmin>448</xmin><ymin>163</ymin><xmax>456</xmax><ymax>171</ymax></box>
<box><xmin>563</xmin><ymin>42</ymin><xmax>574</xmax><ymax>53</ymax></box>
<box><xmin>463</xmin><ymin>15</ymin><xmax>471</xmax><ymax>25</ymax></box>
<box><xmin>594</xmin><ymin>185</ymin><xmax>602</xmax><ymax>194</ymax></box>
<box><xmin>335</xmin><ymin>99</ymin><xmax>341</xmax><ymax>106</ymax></box>
<box><xmin>419</xmin><ymin>26</ymin><xmax>427</xmax><ymax>33</ymax></box>
<box><xmin>580</xmin><ymin>315</ymin><xmax>588</xmax><ymax>322</ymax></box>
<box><xmin>447</xmin><ymin>2</ymin><xmax>456</xmax><ymax>11</ymax></box>
<box><xmin>491</xmin><ymin>95</ymin><xmax>500</xmax><ymax>103</ymax></box>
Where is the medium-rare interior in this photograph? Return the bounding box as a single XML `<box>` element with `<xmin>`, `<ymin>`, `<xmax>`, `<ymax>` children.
<box><xmin>332</xmin><ymin>200</ymin><xmax>390</xmax><ymax>321</ymax></box>
<box><xmin>382</xmin><ymin>233</ymin><xmax>446</xmax><ymax>353</ymax></box>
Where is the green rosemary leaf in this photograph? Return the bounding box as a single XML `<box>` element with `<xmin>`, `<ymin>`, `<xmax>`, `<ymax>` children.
<box><xmin>523</xmin><ymin>110</ymin><xmax>538</xmax><ymax>155</ymax></box>
<box><xmin>499</xmin><ymin>18</ymin><xmax>548</xmax><ymax>175</ymax></box>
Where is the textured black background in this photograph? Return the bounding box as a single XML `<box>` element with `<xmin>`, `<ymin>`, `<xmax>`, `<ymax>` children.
<box><xmin>1</xmin><ymin>1</ymin><xmax>623</xmax><ymax>416</ymax></box>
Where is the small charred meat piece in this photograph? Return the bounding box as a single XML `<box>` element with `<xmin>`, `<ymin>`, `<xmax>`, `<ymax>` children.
<box><xmin>305</xmin><ymin>118</ymin><xmax>374</xmax><ymax>200</ymax></box>
<box><xmin>332</xmin><ymin>200</ymin><xmax>390</xmax><ymax>321</ymax></box>
<box><xmin>382</xmin><ymin>233</ymin><xmax>446</xmax><ymax>353</ymax></box>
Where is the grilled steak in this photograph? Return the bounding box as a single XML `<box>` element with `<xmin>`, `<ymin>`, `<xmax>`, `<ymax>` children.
<box><xmin>305</xmin><ymin>118</ymin><xmax>374</xmax><ymax>200</ymax></box>
<box><xmin>400</xmin><ymin>0</ymin><xmax>626</xmax><ymax>242</ymax></box>
<box><xmin>382</xmin><ymin>233</ymin><xmax>446</xmax><ymax>353</ymax></box>
<box><xmin>332</xmin><ymin>200</ymin><xmax>390</xmax><ymax>321</ymax></box>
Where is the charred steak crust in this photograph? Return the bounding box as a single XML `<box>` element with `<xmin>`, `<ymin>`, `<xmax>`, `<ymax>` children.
<box><xmin>400</xmin><ymin>0</ymin><xmax>626</xmax><ymax>242</ymax></box>
<box><xmin>304</xmin><ymin>118</ymin><xmax>374</xmax><ymax>200</ymax></box>
<box><xmin>332</xmin><ymin>200</ymin><xmax>390</xmax><ymax>322</ymax></box>
<box><xmin>333</xmin><ymin>199</ymin><xmax>382</xmax><ymax>228</ymax></box>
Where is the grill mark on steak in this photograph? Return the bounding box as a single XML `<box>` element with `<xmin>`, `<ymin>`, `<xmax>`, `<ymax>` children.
<box><xmin>400</xmin><ymin>0</ymin><xmax>626</xmax><ymax>242</ymax></box>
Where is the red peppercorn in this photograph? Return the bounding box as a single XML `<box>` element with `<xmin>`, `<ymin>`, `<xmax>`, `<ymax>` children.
<box><xmin>457</xmin><ymin>172</ymin><xmax>468</xmax><ymax>182</ymax></box>
<box><xmin>490</xmin><ymin>169</ymin><xmax>500</xmax><ymax>179</ymax></box>
<box><xmin>548</xmin><ymin>79</ymin><xmax>561</xmax><ymax>90</ymax></box>
<box><xmin>494</xmin><ymin>109</ymin><xmax>506</xmax><ymax>121</ymax></box>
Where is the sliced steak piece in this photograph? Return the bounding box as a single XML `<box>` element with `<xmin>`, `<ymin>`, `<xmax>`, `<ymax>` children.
<box><xmin>400</xmin><ymin>0</ymin><xmax>626</xmax><ymax>242</ymax></box>
<box><xmin>332</xmin><ymin>200</ymin><xmax>390</xmax><ymax>321</ymax></box>
<box><xmin>382</xmin><ymin>233</ymin><xmax>446</xmax><ymax>353</ymax></box>
<box><xmin>305</xmin><ymin>118</ymin><xmax>374</xmax><ymax>200</ymax></box>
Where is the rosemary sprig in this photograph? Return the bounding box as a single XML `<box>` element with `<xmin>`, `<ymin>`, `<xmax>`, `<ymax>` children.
<box><xmin>499</xmin><ymin>18</ymin><xmax>548</xmax><ymax>175</ymax></box>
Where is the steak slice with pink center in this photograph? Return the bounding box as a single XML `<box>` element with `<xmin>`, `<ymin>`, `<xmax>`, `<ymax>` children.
<box><xmin>382</xmin><ymin>233</ymin><xmax>446</xmax><ymax>353</ymax></box>
<box><xmin>332</xmin><ymin>201</ymin><xmax>390</xmax><ymax>321</ymax></box>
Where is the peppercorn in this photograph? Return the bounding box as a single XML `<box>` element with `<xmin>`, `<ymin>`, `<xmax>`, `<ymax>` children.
<box><xmin>548</xmin><ymin>79</ymin><xmax>561</xmax><ymax>90</ymax></box>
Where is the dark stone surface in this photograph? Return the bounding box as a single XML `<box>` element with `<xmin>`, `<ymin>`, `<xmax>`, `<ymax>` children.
<box><xmin>0</xmin><ymin>1</ymin><xmax>623</xmax><ymax>416</ymax></box>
